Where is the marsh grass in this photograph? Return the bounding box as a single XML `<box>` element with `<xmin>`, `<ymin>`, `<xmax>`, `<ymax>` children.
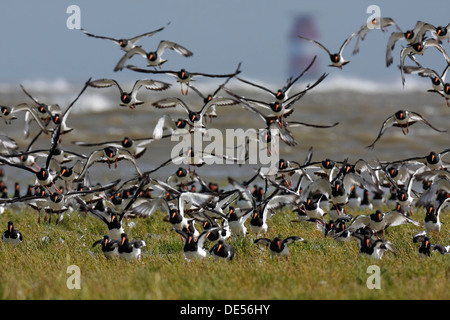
<box><xmin>0</xmin><ymin>204</ymin><xmax>449</xmax><ymax>300</ymax></box>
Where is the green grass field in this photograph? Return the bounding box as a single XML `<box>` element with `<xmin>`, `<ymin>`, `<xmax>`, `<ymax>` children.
<box><xmin>0</xmin><ymin>204</ymin><xmax>449</xmax><ymax>300</ymax></box>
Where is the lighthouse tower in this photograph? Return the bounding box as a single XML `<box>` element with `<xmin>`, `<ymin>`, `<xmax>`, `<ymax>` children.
<box><xmin>288</xmin><ymin>14</ymin><xmax>320</xmax><ymax>80</ymax></box>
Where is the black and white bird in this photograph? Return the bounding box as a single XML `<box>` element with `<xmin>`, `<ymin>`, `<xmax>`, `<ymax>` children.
<box><xmin>423</xmin><ymin>197</ymin><xmax>450</xmax><ymax>233</ymax></box>
<box><xmin>401</xmin><ymin>64</ymin><xmax>450</xmax><ymax>107</ymax></box>
<box><xmin>92</xmin><ymin>235</ymin><xmax>120</xmax><ymax>259</ymax></box>
<box><xmin>225</xmin><ymin>73</ymin><xmax>328</xmax><ymax>125</ymax></box>
<box><xmin>114</xmin><ymin>40</ymin><xmax>193</xmax><ymax>72</ymax></box>
<box><xmin>73</xmin><ymin>135</ymin><xmax>164</xmax><ymax>159</ymax></box>
<box><xmin>175</xmin><ymin>228</ymin><xmax>212</xmax><ymax>261</ymax></box>
<box><xmin>298</xmin><ymin>31</ymin><xmax>358</xmax><ymax>69</ymax></box>
<box><xmin>400</xmin><ymin>38</ymin><xmax>450</xmax><ymax>86</ymax></box>
<box><xmin>126</xmin><ymin>64</ymin><xmax>241</xmax><ymax>95</ymax></box>
<box><xmin>2</xmin><ymin>221</ymin><xmax>23</xmax><ymax>246</ymax></box>
<box><xmin>210</xmin><ymin>240</ymin><xmax>236</xmax><ymax>260</ymax></box>
<box><xmin>351</xmin><ymin>229</ymin><xmax>396</xmax><ymax>259</ymax></box>
<box><xmin>151</xmin><ymin>96</ymin><xmax>227</xmax><ymax>128</ymax></box>
<box><xmin>235</xmin><ymin>56</ymin><xmax>318</xmax><ymax>102</ymax></box>
<box><xmin>76</xmin><ymin>146</ymin><xmax>142</xmax><ymax>180</ymax></box>
<box><xmin>118</xmin><ymin>233</ymin><xmax>146</xmax><ymax>261</ymax></box>
<box><xmin>389</xmin><ymin>148</ymin><xmax>450</xmax><ymax>172</ymax></box>
<box><xmin>352</xmin><ymin>17</ymin><xmax>401</xmax><ymax>55</ymax></box>
<box><xmin>366</xmin><ymin>110</ymin><xmax>447</xmax><ymax>149</ymax></box>
<box><xmin>254</xmin><ymin>236</ymin><xmax>307</xmax><ymax>258</ymax></box>
<box><xmin>0</xmin><ymin>104</ymin><xmax>49</xmax><ymax>135</ymax></box>
<box><xmin>88</xmin><ymin>78</ymin><xmax>171</xmax><ymax>109</ymax></box>
<box><xmin>81</xmin><ymin>23</ymin><xmax>170</xmax><ymax>52</ymax></box>
<box><xmin>385</xmin><ymin>20</ymin><xmax>427</xmax><ymax>67</ymax></box>
<box><xmin>19</xmin><ymin>84</ymin><xmax>61</xmax><ymax>138</ymax></box>
<box><xmin>0</xmin><ymin>126</ymin><xmax>63</xmax><ymax>192</ymax></box>
<box><xmin>347</xmin><ymin>209</ymin><xmax>420</xmax><ymax>238</ymax></box>
<box><xmin>413</xmin><ymin>231</ymin><xmax>450</xmax><ymax>256</ymax></box>
<box><xmin>417</xmin><ymin>22</ymin><xmax>450</xmax><ymax>44</ymax></box>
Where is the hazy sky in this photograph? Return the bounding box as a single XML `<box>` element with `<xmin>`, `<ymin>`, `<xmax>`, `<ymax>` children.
<box><xmin>1</xmin><ymin>1</ymin><xmax>449</xmax><ymax>87</ymax></box>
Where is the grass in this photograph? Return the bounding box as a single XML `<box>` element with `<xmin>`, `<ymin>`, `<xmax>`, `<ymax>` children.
<box><xmin>0</xmin><ymin>204</ymin><xmax>449</xmax><ymax>300</ymax></box>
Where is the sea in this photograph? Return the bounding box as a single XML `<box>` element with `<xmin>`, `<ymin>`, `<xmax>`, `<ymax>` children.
<box><xmin>0</xmin><ymin>76</ymin><xmax>448</xmax><ymax>194</ymax></box>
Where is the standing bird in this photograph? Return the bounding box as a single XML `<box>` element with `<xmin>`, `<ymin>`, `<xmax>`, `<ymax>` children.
<box><xmin>366</xmin><ymin>110</ymin><xmax>447</xmax><ymax>149</ymax></box>
<box><xmin>87</xmin><ymin>78</ymin><xmax>171</xmax><ymax>109</ymax></box>
<box><xmin>2</xmin><ymin>221</ymin><xmax>23</xmax><ymax>246</ymax></box>
<box><xmin>298</xmin><ymin>31</ymin><xmax>358</xmax><ymax>69</ymax></box>
<box><xmin>254</xmin><ymin>236</ymin><xmax>307</xmax><ymax>259</ymax></box>
<box><xmin>424</xmin><ymin>197</ymin><xmax>450</xmax><ymax>233</ymax></box>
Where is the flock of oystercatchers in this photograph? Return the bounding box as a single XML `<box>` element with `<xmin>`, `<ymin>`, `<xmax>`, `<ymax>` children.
<box><xmin>1</xmin><ymin>17</ymin><xmax>450</xmax><ymax>261</ymax></box>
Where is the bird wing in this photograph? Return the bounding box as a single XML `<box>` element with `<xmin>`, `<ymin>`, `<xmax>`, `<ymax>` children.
<box><xmin>128</xmin><ymin>22</ymin><xmax>170</xmax><ymax>44</ymax></box>
<box><xmin>152</xmin><ymin>114</ymin><xmax>180</xmax><ymax>140</ymax></box>
<box><xmin>157</xmin><ymin>40</ymin><xmax>193</xmax><ymax>57</ymax></box>
<box><xmin>300</xmin><ymin>177</ymin><xmax>331</xmax><ymax>202</ymax></box>
<box><xmin>283</xmin><ymin>236</ymin><xmax>307</xmax><ymax>244</ymax></box>
<box><xmin>152</xmin><ymin>97</ymin><xmax>191</xmax><ymax>114</ymax></box>
<box><xmin>262</xmin><ymin>194</ymin><xmax>298</xmax><ymax>223</ymax></box>
<box><xmin>88</xmin><ymin>78</ymin><xmax>123</xmax><ymax>94</ymax></box>
<box><xmin>423</xmin><ymin>39</ymin><xmax>450</xmax><ymax>64</ymax></box>
<box><xmin>12</xmin><ymin>103</ymin><xmax>49</xmax><ymax>134</ymax></box>
<box><xmin>116</xmin><ymin>149</ymin><xmax>142</xmax><ymax>177</ymax></box>
<box><xmin>77</xmin><ymin>149</ymin><xmax>108</xmax><ymax>180</ymax></box>
<box><xmin>386</xmin><ymin>31</ymin><xmax>405</xmax><ymax>67</ymax></box>
<box><xmin>114</xmin><ymin>46</ymin><xmax>148</xmax><ymax>72</ymax></box>
<box><xmin>254</xmin><ymin>238</ymin><xmax>272</xmax><ymax>246</ymax></box>
<box><xmin>409</xmin><ymin>111</ymin><xmax>447</xmax><ymax>133</ymax></box>
<box><xmin>339</xmin><ymin>31</ymin><xmax>358</xmax><ymax>55</ymax></box>
<box><xmin>384</xmin><ymin>210</ymin><xmax>420</xmax><ymax>227</ymax></box>
<box><xmin>298</xmin><ymin>35</ymin><xmax>331</xmax><ymax>55</ymax></box>
<box><xmin>134</xmin><ymin>79</ymin><xmax>171</xmax><ymax>92</ymax></box>
<box><xmin>347</xmin><ymin>215</ymin><xmax>372</xmax><ymax>230</ymax></box>
<box><xmin>436</xmin><ymin>197</ymin><xmax>450</xmax><ymax>216</ymax></box>
<box><xmin>81</xmin><ymin>28</ymin><xmax>118</xmax><ymax>43</ymax></box>
<box><xmin>366</xmin><ymin>114</ymin><xmax>397</xmax><ymax>149</ymax></box>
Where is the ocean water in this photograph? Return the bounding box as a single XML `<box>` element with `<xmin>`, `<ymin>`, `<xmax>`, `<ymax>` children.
<box><xmin>0</xmin><ymin>76</ymin><xmax>449</xmax><ymax>193</ymax></box>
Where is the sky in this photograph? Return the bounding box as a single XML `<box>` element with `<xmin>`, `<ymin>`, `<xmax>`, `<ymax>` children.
<box><xmin>0</xmin><ymin>0</ymin><xmax>449</xmax><ymax>88</ymax></box>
